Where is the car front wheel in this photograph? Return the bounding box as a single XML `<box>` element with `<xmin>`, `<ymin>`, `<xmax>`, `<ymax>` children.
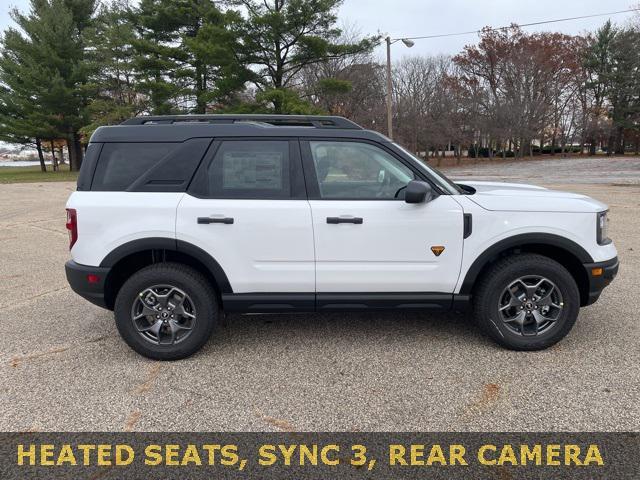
<box><xmin>473</xmin><ymin>253</ymin><xmax>580</xmax><ymax>350</ymax></box>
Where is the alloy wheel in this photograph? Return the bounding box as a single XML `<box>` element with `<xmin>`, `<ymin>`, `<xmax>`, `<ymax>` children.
<box><xmin>131</xmin><ymin>285</ymin><xmax>197</xmax><ymax>345</ymax></box>
<box><xmin>497</xmin><ymin>275</ymin><xmax>564</xmax><ymax>336</ymax></box>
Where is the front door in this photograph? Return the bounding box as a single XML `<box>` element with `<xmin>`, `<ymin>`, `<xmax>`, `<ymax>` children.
<box><xmin>302</xmin><ymin>139</ymin><xmax>464</xmax><ymax>299</ymax></box>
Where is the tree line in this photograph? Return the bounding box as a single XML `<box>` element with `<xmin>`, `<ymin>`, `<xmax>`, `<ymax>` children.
<box><xmin>314</xmin><ymin>21</ymin><xmax>640</xmax><ymax>160</ymax></box>
<box><xmin>388</xmin><ymin>22</ymin><xmax>640</xmax><ymax>159</ymax></box>
<box><xmin>1</xmin><ymin>0</ymin><xmax>639</xmax><ymax>173</ymax></box>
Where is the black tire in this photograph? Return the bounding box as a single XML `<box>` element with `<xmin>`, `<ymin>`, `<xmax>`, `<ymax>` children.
<box><xmin>473</xmin><ymin>253</ymin><xmax>580</xmax><ymax>351</ymax></box>
<box><xmin>114</xmin><ymin>262</ymin><xmax>218</xmax><ymax>360</ymax></box>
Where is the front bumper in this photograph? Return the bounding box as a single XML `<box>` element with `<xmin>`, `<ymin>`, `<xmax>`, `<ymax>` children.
<box><xmin>65</xmin><ymin>260</ymin><xmax>111</xmax><ymax>309</ymax></box>
<box><xmin>583</xmin><ymin>256</ymin><xmax>619</xmax><ymax>306</ymax></box>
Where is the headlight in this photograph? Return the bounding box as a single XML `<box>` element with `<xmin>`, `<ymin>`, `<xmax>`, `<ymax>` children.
<box><xmin>597</xmin><ymin>211</ymin><xmax>610</xmax><ymax>245</ymax></box>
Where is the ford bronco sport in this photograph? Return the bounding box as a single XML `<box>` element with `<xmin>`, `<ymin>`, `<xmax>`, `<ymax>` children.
<box><xmin>65</xmin><ymin>115</ymin><xmax>619</xmax><ymax>359</ymax></box>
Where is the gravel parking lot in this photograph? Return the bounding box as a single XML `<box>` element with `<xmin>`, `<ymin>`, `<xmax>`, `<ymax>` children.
<box><xmin>1</xmin><ymin>156</ymin><xmax>638</xmax><ymax>432</ymax></box>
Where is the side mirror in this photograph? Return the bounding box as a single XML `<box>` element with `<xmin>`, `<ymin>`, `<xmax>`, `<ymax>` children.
<box><xmin>404</xmin><ymin>180</ymin><xmax>433</xmax><ymax>204</ymax></box>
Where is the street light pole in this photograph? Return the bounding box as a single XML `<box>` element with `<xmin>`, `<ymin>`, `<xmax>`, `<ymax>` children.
<box><xmin>385</xmin><ymin>36</ymin><xmax>414</xmax><ymax>141</ymax></box>
<box><xmin>385</xmin><ymin>36</ymin><xmax>393</xmax><ymax>140</ymax></box>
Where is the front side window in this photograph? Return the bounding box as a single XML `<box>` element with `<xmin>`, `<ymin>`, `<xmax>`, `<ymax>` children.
<box><xmin>207</xmin><ymin>141</ymin><xmax>290</xmax><ymax>198</ymax></box>
<box><xmin>309</xmin><ymin>141</ymin><xmax>415</xmax><ymax>199</ymax></box>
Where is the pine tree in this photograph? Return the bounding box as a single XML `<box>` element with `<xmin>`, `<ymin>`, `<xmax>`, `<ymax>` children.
<box><xmin>130</xmin><ymin>0</ymin><xmax>183</xmax><ymax>114</ymax></box>
<box><xmin>0</xmin><ymin>41</ymin><xmax>58</xmax><ymax>172</ymax></box>
<box><xmin>582</xmin><ymin>22</ymin><xmax>616</xmax><ymax>155</ymax></box>
<box><xmin>232</xmin><ymin>0</ymin><xmax>379</xmax><ymax>113</ymax></box>
<box><xmin>131</xmin><ymin>0</ymin><xmax>249</xmax><ymax>114</ymax></box>
<box><xmin>0</xmin><ymin>84</ymin><xmax>57</xmax><ymax>172</ymax></box>
<box><xmin>183</xmin><ymin>4</ymin><xmax>251</xmax><ymax>113</ymax></box>
<box><xmin>0</xmin><ymin>0</ymin><xmax>96</xmax><ymax>171</ymax></box>
<box><xmin>82</xmin><ymin>0</ymin><xmax>142</xmax><ymax>137</ymax></box>
<box><xmin>607</xmin><ymin>28</ymin><xmax>640</xmax><ymax>154</ymax></box>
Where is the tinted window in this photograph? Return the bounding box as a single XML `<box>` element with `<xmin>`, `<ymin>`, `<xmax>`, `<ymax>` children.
<box><xmin>207</xmin><ymin>141</ymin><xmax>290</xmax><ymax>198</ymax></box>
<box><xmin>76</xmin><ymin>143</ymin><xmax>102</xmax><ymax>191</ymax></box>
<box><xmin>92</xmin><ymin>143</ymin><xmax>174</xmax><ymax>191</ymax></box>
<box><xmin>309</xmin><ymin>141</ymin><xmax>415</xmax><ymax>199</ymax></box>
<box><xmin>127</xmin><ymin>138</ymin><xmax>212</xmax><ymax>192</ymax></box>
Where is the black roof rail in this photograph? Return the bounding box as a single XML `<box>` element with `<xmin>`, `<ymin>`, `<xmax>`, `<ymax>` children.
<box><xmin>121</xmin><ymin>114</ymin><xmax>363</xmax><ymax>129</ymax></box>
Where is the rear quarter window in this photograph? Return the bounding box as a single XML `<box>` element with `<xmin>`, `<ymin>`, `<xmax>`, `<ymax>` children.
<box><xmin>76</xmin><ymin>143</ymin><xmax>102</xmax><ymax>191</ymax></box>
<box><xmin>91</xmin><ymin>143</ymin><xmax>175</xmax><ymax>191</ymax></box>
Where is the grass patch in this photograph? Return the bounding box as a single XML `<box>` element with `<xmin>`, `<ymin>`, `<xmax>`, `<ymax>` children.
<box><xmin>0</xmin><ymin>164</ymin><xmax>78</xmax><ymax>184</ymax></box>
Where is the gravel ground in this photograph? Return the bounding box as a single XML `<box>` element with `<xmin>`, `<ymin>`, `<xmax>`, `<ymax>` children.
<box><xmin>0</xmin><ymin>156</ymin><xmax>638</xmax><ymax>432</ymax></box>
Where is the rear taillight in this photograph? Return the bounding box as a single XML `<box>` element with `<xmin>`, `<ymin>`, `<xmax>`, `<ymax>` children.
<box><xmin>66</xmin><ymin>208</ymin><xmax>77</xmax><ymax>250</ymax></box>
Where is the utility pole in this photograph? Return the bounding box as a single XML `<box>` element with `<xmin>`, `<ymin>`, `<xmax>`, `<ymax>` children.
<box><xmin>385</xmin><ymin>36</ymin><xmax>393</xmax><ymax>140</ymax></box>
<box><xmin>385</xmin><ymin>36</ymin><xmax>413</xmax><ymax>141</ymax></box>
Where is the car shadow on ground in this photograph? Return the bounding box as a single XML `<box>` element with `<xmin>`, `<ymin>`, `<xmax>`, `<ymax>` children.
<box><xmin>202</xmin><ymin>309</ymin><xmax>494</xmax><ymax>351</ymax></box>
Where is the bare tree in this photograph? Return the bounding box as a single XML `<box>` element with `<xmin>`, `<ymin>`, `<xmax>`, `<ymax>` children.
<box><xmin>298</xmin><ymin>24</ymin><xmax>386</xmax><ymax>129</ymax></box>
<box><xmin>393</xmin><ymin>56</ymin><xmax>439</xmax><ymax>153</ymax></box>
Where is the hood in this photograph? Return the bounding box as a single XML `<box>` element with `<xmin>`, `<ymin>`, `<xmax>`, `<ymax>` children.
<box><xmin>454</xmin><ymin>180</ymin><xmax>607</xmax><ymax>213</ymax></box>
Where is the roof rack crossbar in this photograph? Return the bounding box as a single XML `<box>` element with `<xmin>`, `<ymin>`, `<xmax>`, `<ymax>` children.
<box><xmin>120</xmin><ymin>114</ymin><xmax>362</xmax><ymax>129</ymax></box>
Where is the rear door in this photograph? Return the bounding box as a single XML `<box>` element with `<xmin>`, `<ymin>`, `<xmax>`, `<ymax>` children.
<box><xmin>176</xmin><ymin>138</ymin><xmax>315</xmax><ymax>295</ymax></box>
<box><xmin>301</xmin><ymin>139</ymin><xmax>464</xmax><ymax>297</ymax></box>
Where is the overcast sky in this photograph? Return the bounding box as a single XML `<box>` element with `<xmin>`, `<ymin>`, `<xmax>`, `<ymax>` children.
<box><xmin>340</xmin><ymin>0</ymin><xmax>639</xmax><ymax>58</ymax></box>
<box><xmin>2</xmin><ymin>0</ymin><xmax>638</xmax><ymax>58</ymax></box>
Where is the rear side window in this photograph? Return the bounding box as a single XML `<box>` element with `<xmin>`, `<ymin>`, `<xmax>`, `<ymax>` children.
<box><xmin>76</xmin><ymin>143</ymin><xmax>102</xmax><ymax>191</ymax></box>
<box><xmin>206</xmin><ymin>141</ymin><xmax>291</xmax><ymax>198</ymax></box>
<box><xmin>91</xmin><ymin>143</ymin><xmax>174</xmax><ymax>191</ymax></box>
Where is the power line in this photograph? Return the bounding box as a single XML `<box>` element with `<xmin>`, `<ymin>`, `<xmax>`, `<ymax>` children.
<box><xmin>394</xmin><ymin>8</ymin><xmax>640</xmax><ymax>41</ymax></box>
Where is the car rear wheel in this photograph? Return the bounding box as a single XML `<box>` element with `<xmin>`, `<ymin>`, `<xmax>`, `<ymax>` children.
<box><xmin>114</xmin><ymin>262</ymin><xmax>217</xmax><ymax>360</ymax></box>
<box><xmin>473</xmin><ymin>254</ymin><xmax>580</xmax><ymax>350</ymax></box>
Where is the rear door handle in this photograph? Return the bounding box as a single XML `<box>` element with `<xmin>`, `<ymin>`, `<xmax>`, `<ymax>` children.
<box><xmin>326</xmin><ymin>216</ymin><xmax>363</xmax><ymax>224</ymax></box>
<box><xmin>197</xmin><ymin>216</ymin><xmax>234</xmax><ymax>225</ymax></box>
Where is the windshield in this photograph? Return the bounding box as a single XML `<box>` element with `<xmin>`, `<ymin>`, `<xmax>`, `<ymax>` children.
<box><xmin>392</xmin><ymin>143</ymin><xmax>463</xmax><ymax>195</ymax></box>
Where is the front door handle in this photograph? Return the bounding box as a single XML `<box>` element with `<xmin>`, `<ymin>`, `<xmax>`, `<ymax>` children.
<box><xmin>197</xmin><ymin>216</ymin><xmax>234</xmax><ymax>225</ymax></box>
<box><xmin>326</xmin><ymin>216</ymin><xmax>363</xmax><ymax>224</ymax></box>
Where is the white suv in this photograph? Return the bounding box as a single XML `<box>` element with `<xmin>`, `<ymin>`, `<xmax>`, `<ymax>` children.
<box><xmin>65</xmin><ymin>115</ymin><xmax>619</xmax><ymax>359</ymax></box>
